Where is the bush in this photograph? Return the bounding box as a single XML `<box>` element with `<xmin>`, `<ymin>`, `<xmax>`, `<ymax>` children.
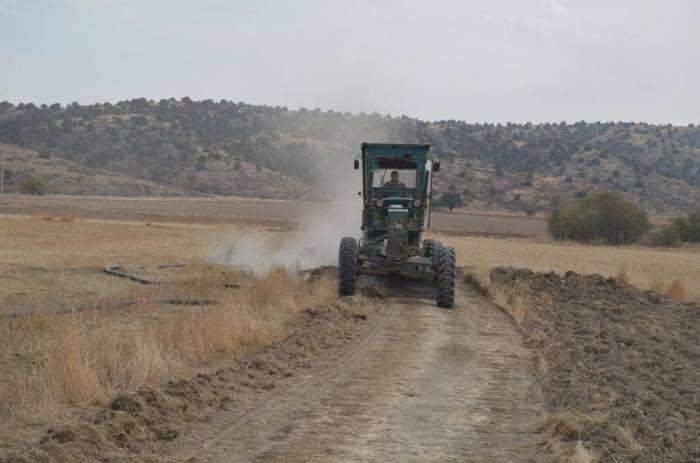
<box><xmin>671</xmin><ymin>210</ymin><xmax>700</xmax><ymax>243</ymax></box>
<box><xmin>19</xmin><ymin>176</ymin><xmax>48</xmax><ymax>195</ymax></box>
<box><xmin>548</xmin><ymin>191</ymin><xmax>650</xmax><ymax>244</ymax></box>
<box><xmin>648</xmin><ymin>226</ymin><xmax>681</xmax><ymax>247</ymax></box>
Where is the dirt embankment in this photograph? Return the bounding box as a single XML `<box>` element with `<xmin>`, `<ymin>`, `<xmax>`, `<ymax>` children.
<box><xmin>0</xmin><ymin>293</ymin><xmax>380</xmax><ymax>463</ymax></box>
<box><xmin>491</xmin><ymin>267</ymin><xmax>700</xmax><ymax>462</ymax></box>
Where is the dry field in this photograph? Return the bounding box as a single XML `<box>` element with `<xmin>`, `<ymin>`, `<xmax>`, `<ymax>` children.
<box><xmin>0</xmin><ymin>193</ymin><xmax>548</xmax><ymax>235</ymax></box>
<box><xmin>2</xmin><ymin>197</ymin><xmax>699</xmax><ymax>461</ymax></box>
<box><xmin>0</xmin><ymin>214</ymin><xmax>336</xmax><ymax>447</ymax></box>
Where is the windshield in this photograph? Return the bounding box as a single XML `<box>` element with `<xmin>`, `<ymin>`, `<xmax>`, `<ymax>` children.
<box><xmin>371</xmin><ymin>169</ymin><xmax>418</xmax><ymax>188</ymax></box>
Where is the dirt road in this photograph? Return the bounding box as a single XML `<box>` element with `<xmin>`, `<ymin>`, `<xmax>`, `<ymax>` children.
<box><xmin>159</xmin><ymin>281</ymin><xmax>542</xmax><ymax>462</ymax></box>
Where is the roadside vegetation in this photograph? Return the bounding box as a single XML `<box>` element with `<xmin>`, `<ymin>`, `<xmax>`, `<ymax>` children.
<box><xmin>0</xmin><ymin>266</ymin><xmax>335</xmax><ymax>418</ymax></box>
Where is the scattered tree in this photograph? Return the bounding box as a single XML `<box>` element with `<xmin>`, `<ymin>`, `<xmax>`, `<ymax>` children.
<box><xmin>19</xmin><ymin>176</ymin><xmax>48</xmax><ymax>195</ymax></box>
<box><xmin>440</xmin><ymin>191</ymin><xmax>464</xmax><ymax>212</ymax></box>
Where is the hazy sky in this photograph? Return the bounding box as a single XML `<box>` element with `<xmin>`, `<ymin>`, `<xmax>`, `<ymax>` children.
<box><xmin>2</xmin><ymin>0</ymin><xmax>698</xmax><ymax>123</ymax></box>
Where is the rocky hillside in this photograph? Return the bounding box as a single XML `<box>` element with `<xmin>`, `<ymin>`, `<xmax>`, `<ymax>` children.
<box><xmin>1</xmin><ymin>99</ymin><xmax>699</xmax><ymax>213</ymax></box>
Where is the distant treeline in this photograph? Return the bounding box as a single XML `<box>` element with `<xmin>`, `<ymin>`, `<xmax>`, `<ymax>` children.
<box><xmin>1</xmin><ymin>98</ymin><xmax>699</xmax><ymax>208</ymax></box>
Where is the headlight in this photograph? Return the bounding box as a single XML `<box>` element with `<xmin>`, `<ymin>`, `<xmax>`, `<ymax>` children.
<box><xmin>413</xmin><ymin>199</ymin><xmax>421</xmax><ymax>207</ymax></box>
<box><xmin>376</xmin><ymin>199</ymin><xmax>384</xmax><ymax>207</ymax></box>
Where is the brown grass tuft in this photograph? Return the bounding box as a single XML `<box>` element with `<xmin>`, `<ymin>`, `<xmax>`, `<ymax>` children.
<box><xmin>611</xmin><ymin>424</ymin><xmax>644</xmax><ymax>453</ymax></box>
<box><xmin>569</xmin><ymin>441</ymin><xmax>599</xmax><ymax>463</ymax></box>
<box><xmin>464</xmin><ymin>255</ymin><xmax>492</xmax><ymax>292</ymax></box>
<box><xmin>666</xmin><ymin>276</ymin><xmax>686</xmax><ymax>302</ymax></box>
<box><xmin>44</xmin><ymin>316</ymin><xmax>108</xmax><ymax>405</ymax></box>
<box><xmin>616</xmin><ymin>263</ymin><xmax>631</xmax><ymax>284</ymax></box>
<box><xmin>59</xmin><ymin>214</ymin><xmax>76</xmax><ymax>222</ymax></box>
<box><xmin>544</xmin><ymin>410</ymin><xmax>608</xmax><ymax>441</ymax></box>
<box><xmin>647</xmin><ymin>274</ymin><xmax>686</xmax><ymax>302</ymax></box>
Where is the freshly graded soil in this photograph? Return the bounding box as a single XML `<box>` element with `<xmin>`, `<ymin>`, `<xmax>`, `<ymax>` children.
<box><xmin>491</xmin><ymin>267</ymin><xmax>700</xmax><ymax>462</ymax></box>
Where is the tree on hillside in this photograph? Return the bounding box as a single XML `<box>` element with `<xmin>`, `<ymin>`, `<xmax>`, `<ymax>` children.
<box><xmin>19</xmin><ymin>176</ymin><xmax>48</xmax><ymax>196</ymax></box>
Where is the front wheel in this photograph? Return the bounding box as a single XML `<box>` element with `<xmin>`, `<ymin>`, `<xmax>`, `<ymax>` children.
<box><xmin>338</xmin><ymin>237</ymin><xmax>358</xmax><ymax>296</ymax></box>
<box><xmin>436</xmin><ymin>245</ymin><xmax>456</xmax><ymax>309</ymax></box>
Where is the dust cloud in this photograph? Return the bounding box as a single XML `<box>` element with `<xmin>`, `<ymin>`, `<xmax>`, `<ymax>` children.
<box><xmin>210</xmin><ymin>149</ymin><xmax>363</xmax><ymax>273</ymax></box>
<box><xmin>209</xmin><ymin>118</ymin><xmax>404</xmax><ymax>273</ymax></box>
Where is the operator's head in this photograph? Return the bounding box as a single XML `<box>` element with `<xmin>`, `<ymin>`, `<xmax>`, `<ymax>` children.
<box><xmin>391</xmin><ymin>170</ymin><xmax>400</xmax><ymax>181</ymax></box>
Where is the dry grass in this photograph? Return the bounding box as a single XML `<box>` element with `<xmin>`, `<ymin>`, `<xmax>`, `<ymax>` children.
<box><xmin>59</xmin><ymin>214</ymin><xmax>76</xmax><ymax>222</ymax></box>
<box><xmin>1</xmin><ymin>267</ymin><xmax>336</xmax><ymax>413</ymax></box>
<box><xmin>0</xmin><ymin>215</ymin><xmax>249</xmax><ymax>314</ymax></box>
<box><xmin>464</xmin><ymin>255</ymin><xmax>530</xmax><ymax>327</ymax></box>
<box><xmin>616</xmin><ymin>263</ymin><xmax>631</xmax><ymax>284</ymax></box>
<box><xmin>539</xmin><ymin>410</ymin><xmax>605</xmax><ymax>463</ymax></box>
<box><xmin>0</xmin><ymin>216</ymin><xmax>336</xmax><ymax>419</ymax></box>
<box><xmin>611</xmin><ymin>423</ymin><xmax>644</xmax><ymax>453</ymax></box>
<box><xmin>647</xmin><ymin>274</ymin><xmax>687</xmax><ymax>302</ymax></box>
<box><xmin>433</xmin><ymin>234</ymin><xmax>700</xmax><ymax>302</ymax></box>
<box><xmin>666</xmin><ymin>277</ymin><xmax>687</xmax><ymax>302</ymax></box>
<box><xmin>545</xmin><ymin>410</ymin><xmax>609</xmax><ymax>441</ymax></box>
<box><xmin>569</xmin><ymin>441</ymin><xmax>599</xmax><ymax>463</ymax></box>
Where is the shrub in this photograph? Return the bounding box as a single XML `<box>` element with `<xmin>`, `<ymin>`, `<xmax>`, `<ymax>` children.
<box><xmin>671</xmin><ymin>210</ymin><xmax>700</xmax><ymax>243</ymax></box>
<box><xmin>548</xmin><ymin>191</ymin><xmax>650</xmax><ymax>244</ymax></box>
<box><xmin>648</xmin><ymin>225</ymin><xmax>681</xmax><ymax>247</ymax></box>
<box><xmin>19</xmin><ymin>176</ymin><xmax>48</xmax><ymax>195</ymax></box>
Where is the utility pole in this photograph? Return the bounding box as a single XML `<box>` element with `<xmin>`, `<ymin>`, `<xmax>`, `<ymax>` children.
<box><xmin>0</xmin><ymin>167</ymin><xmax>4</xmax><ymax>203</ymax></box>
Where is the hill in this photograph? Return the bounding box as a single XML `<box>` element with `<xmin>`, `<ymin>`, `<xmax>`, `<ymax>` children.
<box><xmin>1</xmin><ymin>99</ymin><xmax>699</xmax><ymax>213</ymax></box>
<box><xmin>0</xmin><ymin>143</ymin><xmax>182</xmax><ymax>197</ymax></box>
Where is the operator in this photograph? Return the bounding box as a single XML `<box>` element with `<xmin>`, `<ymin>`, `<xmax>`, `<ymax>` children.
<box><xmin>383</xmin><ymin>170</ymin><xmax>406</xmax><ymax>188</ymax></box>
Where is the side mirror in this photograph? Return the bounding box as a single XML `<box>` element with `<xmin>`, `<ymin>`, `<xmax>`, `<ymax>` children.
<box><xmin>353</xmin><ymin>159</ymin><xmax>359</xmax><ymax>170</ymax></box>
<box><xmin>433</xmin><ymin>161</ymin><xmax>441</xmax><ymax>172</ymax></box>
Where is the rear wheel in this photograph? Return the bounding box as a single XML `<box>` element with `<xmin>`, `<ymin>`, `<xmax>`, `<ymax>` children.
<box><xmin>436</xmin><ymin>245</ymin><xmax>456</xmax><ymax>309</ymax></box>
<box><xmin>338</xmin><ymin>237</ymin><xmax>358</xmax><ymax>296</ymax></box>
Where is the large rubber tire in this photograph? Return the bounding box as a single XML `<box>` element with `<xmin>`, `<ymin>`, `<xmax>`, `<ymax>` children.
<box><xmin>436</xmin><ymin>245</ymin><xmax>456</xmax><ymax>309</ymax></box>
<box><xmin>338</xmin><ymin>237</ymin><xmax>358</xmax><ymax>296</ymax></box>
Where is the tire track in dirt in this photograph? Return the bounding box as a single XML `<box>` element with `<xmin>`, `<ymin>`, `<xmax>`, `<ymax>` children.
<box><xmin>166</xmin><ymin>296</ymin><xmax>402</xmax><ymax>462</ymax></box>
<box><xmin>165</xmin><ymin>281</ymin><xmax>543</xmax><ymax>462</ymax></box>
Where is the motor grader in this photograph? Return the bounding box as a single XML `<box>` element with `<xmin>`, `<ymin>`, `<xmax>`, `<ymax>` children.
<box><xmin>338</xmin><ymin>143</ymin><xmax>456</xmax><ymax>308</ymax></box>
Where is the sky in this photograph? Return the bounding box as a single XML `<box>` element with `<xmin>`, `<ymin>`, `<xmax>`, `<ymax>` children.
<box><xmin>1</xmin><ymin>0</ymin><xmax>698</xmax><ymax>124</ymax></box>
